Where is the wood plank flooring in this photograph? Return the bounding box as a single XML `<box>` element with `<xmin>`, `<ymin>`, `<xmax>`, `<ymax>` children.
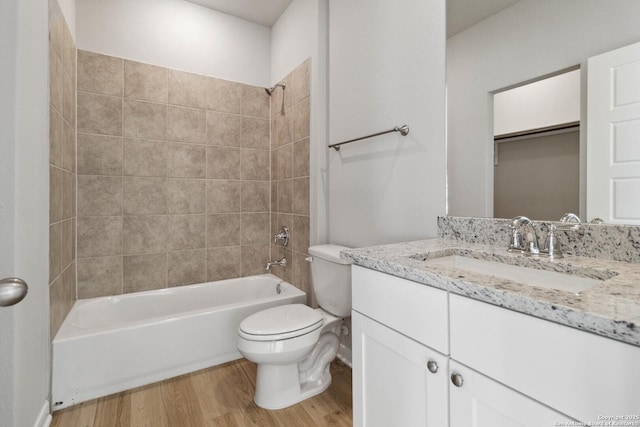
<box><xmin>51</xmin><ymin>359</ymin><xmax>352</xmax><ymax>427</ymax></box>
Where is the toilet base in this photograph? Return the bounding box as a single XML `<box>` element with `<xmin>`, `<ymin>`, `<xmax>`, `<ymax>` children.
<box><xmin>254</xmin><ymin>363</ymin><xmax>332</xmax><ymax>410</ymax></box>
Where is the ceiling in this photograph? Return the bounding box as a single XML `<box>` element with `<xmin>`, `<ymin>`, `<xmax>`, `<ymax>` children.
<box><xmin>186</xmin><ymin>0</ymin><xmax>293</xmax><ymax>27</ymax></box>
<box><xmin>186</xmin><ymin>0</ymin><xmax>520</xmax><ymax>35</ymax></box>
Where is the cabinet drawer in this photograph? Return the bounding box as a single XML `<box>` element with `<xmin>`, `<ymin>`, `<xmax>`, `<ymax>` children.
<box><xmin>450</xmin><ymin>293</ymin><xmax>640</xmax><ymax>422</ymax></box>
<box><xmin>352</xmin><ymin>265</ymin><xmax>448</xmax><ymax>353</ymax></box>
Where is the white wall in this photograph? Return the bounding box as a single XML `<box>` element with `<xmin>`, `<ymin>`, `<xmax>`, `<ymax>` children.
<box><xmin>271</xmin><ymin>0</ymin><xmax>329</xmax><ymax>246</ymax></box>
<box><xmin>57</xmin><ymin>0</ymin><xmax>76</xmax><ymax>40</ymax></box>
<box><xmin>494</xmin><ymin>69</ymin><xmax>580</xmax><ymax>136</ymax></box>
<box><xmin>447</xmin><ymin>0</ymin><xmax>640</xmax><ymax>218</ymax></box>
<box><xmin>328</xmin><ymin>0</ymin><xmax>446</xmax><ymax>248</ymax></box>
<box><xmin>76</xmin><ymin>0</ymin><xmax>271</xmax><ymax>86</ymax></box>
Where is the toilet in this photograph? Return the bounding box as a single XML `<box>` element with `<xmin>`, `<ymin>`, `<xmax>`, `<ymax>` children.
<box><xmin>236</xmin><ymin>244</ymin><xmax>352</xmax><ymax>410</ymax></box>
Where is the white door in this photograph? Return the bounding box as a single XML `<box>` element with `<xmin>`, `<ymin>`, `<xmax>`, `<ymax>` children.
<box><xmin>449</xmin><ymin>360</ymin><xmax>574</xmax><ymax>427</ymax></box>
<box><xmin>352</xmin><ymin>312</ymin><xmax>448</xmax><ymax>427</ymax></box>
<box><xmin>0</xmin><ymin>0</ymin><xmax>52</xmax><ymax>425</ymax></box>
<box><xmin>587</xmin><ymin>40</ymin><xmax>640</xmax><ymax>224</ymax></box>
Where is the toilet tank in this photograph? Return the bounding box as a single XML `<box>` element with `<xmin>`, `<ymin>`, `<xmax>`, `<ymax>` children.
<box><xmin>308</xmin><ymin>244</ymin><xmax>352</xmax><ymax>318</ymax></box>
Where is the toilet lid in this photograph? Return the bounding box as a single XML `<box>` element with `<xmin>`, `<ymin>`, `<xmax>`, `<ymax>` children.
<box><xmin>239</xmin><ymin>304</ymin><xmax>323</xmax><ymax>341</ymax></box>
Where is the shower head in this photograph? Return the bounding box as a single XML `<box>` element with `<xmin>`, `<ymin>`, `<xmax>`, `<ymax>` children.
<box><xmin>265</xmin><ymin>82</ymin><xmax>286</xmax><ymax>96</ymax></box>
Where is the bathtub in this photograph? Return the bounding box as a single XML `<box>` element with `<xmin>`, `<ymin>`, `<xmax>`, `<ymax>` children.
<box><xmin>51</xmin><ymin>274</ymin><xmax>306</xmax><ymax>410</ymax></box>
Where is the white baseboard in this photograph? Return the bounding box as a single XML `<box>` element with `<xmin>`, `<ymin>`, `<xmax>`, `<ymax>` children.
<box><xmin>337</xmin><ymin>343</ymin><xmax>352</xmax><ymax>368</ymax></box>
<box><xmin>34</xmin><ymin>400</ymin><xmax>51</xmax><ymax>427</ymax></box>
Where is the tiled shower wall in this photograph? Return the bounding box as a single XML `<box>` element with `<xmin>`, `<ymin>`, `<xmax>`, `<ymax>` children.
<box><xmin>49</xmin><ymin>0</ymin><xmax>77</xmax><ymax>338</ymax></box>
<box><xmin>75</xmin><ymin>50</ymin><xmax>311</xmax><ymax>298</ymax></box>
<box><xmin>270</xmin><ymin>59</ymin><xmax>313</xmax><ymax>304</ymax></box>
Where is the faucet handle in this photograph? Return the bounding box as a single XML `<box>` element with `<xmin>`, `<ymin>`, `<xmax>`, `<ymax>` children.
<box><xmin>543</xmin><ymin>223</ymin><xmax>580</xmax><ymax>259</ymax></box>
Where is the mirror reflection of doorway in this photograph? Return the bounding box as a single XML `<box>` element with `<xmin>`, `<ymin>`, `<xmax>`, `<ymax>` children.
<box><xmin>493</xmin><ymin>69</ymin><xmax>580</xmax><ymax>221</ymax></box>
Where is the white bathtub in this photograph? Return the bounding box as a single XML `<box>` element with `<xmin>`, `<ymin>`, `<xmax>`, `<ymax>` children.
<box><xmin>51</xmin><ymin>274</ymin><xmax>306</xmax><ymax>410</ymax></box>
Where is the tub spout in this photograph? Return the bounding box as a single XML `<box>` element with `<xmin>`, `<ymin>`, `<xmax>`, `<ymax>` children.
<box><xmin>265</xmin><ymin>257</ymin><xmax>287</xmax><ymax>271</ymax></box>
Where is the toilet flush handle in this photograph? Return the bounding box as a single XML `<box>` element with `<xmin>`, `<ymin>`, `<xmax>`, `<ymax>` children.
<box><xmin>305</xmin><ymin>256</ymin><xmax>313</xmax><ymax>263</ymax></box>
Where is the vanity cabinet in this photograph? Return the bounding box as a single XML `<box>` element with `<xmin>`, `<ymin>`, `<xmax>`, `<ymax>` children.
<box><xmin>352</xmin><ymin>265</ymin><xmax>640</xmax><ymax>426</ymax></box>
<box><xmin>449</xmin><ymin>293</ymin><xmax>640</xmax><ymax>424</ymax></box>
<box><xmin>352</xmin><ymin>266</ymin><xmax>449</xmax><ymax>427</ymax></box>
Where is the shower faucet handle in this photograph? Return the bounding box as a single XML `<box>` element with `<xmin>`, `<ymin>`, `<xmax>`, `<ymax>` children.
<box><xmin>274</xmin><ymin>225</ymin><xmax>289</xmax><ymax>247</ymax></box>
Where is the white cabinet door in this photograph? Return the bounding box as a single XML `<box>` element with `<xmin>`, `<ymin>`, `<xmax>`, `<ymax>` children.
<box><xmin>588</xmin><ymin>40</ymin><xmax>640</xmax><ymax>224</ymax></box>
<box><xmin>352</xmin><ymin>311</ymin><xmax>448</xmax><ymax>427</ymax></box>
<box><xmin>449</xmin><ymin>360</ymin><xmax>574</xmax><ymax>427</ymax></box>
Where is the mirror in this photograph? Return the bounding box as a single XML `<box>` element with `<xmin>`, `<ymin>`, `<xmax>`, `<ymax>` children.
<box><xmin>446</xmin><ymin>0</ymin><xmax>640</xmax><ymax>223</ymax></box>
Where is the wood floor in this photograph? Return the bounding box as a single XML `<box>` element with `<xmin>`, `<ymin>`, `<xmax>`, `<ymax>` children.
<box><xmin>51</xmin><ymin>359</ymin><xmax>352</xmax><ymax>427</ymax></box>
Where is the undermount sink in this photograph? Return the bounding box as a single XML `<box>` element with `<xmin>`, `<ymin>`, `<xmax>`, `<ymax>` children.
<box><xmin>419</xmin><ymin>252</ymin><xmax>613</xmax><ymax>294</ymax></box>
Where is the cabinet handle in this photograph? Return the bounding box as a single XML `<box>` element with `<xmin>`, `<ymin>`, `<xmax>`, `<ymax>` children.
<box><xmin>451</xmin><ymin>373</ymin><xmax>464</xmax><ymax>387</ymax></box>
<box><xmin>426</xmin><ymin>360</ymin><xmax>438</xmax><ymax>373</ymax></box>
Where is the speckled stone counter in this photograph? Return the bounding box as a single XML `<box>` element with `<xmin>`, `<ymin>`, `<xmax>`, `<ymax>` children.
<box><xmin>342</xmin><ymin>238</ymin><xmax>640</xmax><ymax>347</ymax></box>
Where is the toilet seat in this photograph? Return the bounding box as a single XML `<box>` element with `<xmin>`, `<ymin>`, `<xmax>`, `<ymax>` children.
<box><xmin>239</xmin><ymin>304</ymin><xmax>323</xmax><ymax>342</ymax></box>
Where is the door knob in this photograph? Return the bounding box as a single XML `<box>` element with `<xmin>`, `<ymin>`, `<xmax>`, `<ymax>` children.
<box><xmin>0</xmin><ymin>278</ymin><xmax>28</xmax><ymax>306</ymax></box>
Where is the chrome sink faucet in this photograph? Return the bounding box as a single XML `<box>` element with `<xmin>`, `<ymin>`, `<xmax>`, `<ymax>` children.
<box><xmin>509</xmin><ymin>216</ymin><xmax>540</xmax><ymax>256</ymax></box>
<box><xmin>265</xmin><ymin>257</ymin><xmax>287</xmax><ymax>271</ymax></box>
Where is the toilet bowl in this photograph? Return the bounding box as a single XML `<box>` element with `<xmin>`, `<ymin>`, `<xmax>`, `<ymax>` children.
<box><xmin>236</xmin><ymin>244</ymin><xmax>352</xmax><ymax>410</ymax></box>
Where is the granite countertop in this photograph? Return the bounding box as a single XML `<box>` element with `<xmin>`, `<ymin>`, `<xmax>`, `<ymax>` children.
<box><xmin>342</xmin><ymin>238</ymin><xmax>640</xmax><ymax>347</ymax></box>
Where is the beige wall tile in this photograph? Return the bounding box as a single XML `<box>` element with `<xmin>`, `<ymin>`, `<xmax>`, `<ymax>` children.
<box><xmin>78</xmin><ymin>50</ymin><xmax>123</xmax><ymax>96</ymax></box>
<box><xmin>50</xmin><ymin>53</ymin><xmax>63</xmax><ymax>114</ymax></box>
<box><xmin>77</xmin><ymin>256</ymin><xmax>122</xmax><ymax>298</ymax></box>
<box><xmin>124</xmin><ymin>99</ymin><xmax>167</xmax><ymax>140</ymax></box>
<box><xmin>241</xmin><ymin>181</ymin><xmax>269</xmax><ymax>213</ymax></box>
<box><xmin>62</xmin><ymin>68</ymin><xmax>75</xmax><ymax>126</ymax></box>
<box><xmin>77</xmin><ymin>92</ymin><xmax>123</xmax><ymax>136</ymax></box>
<box><xmin>167</xmin><ymin>143</ymin><xmax>206</xmax><ymax>178</ymax></box>
<box><xmin>61</xmin><ymin>218</ymin><xmax>75</xmax><ymax>270</ymax></box>
<box><xmin>61</xmin><ymin>120</ymin><xmax>75</xmax><ymax>173</ymax></box>
<box><xmin>276</xmin><ymin>144</ymin><xmax>292</xmax><ymax>180</ymax></box>
<box><xmin>241</xmin><ymin>244</ymin><xmax>270</xmax><ymax>277</ymax></box>
<box><xmin>206</xmin><ymin>214</ymin><xmax>240</xmax><ymax>247</ymax></box>
<box><xmin>168</xmin><ymin>70</ymin><xmax>206</xmax><ymax>109</ymax></box>
<box><xmin>292</xmin><ymin>177</ymin><xmax>310</xmax><ymax>215</ymax></box>
<box><xmin>124</xmin><ymin>60</ymin><xmax>168</xmax><ymax>103</ymax></box>
<box><xmin>273</xmin><ymin>246</ymin><xmax>292</xmax><ymax>283</ymax></box>
<box><xmin>62</xmin><ymin>170</ymin><xmax>76</xmax><ymax>220</ymax></box>
<box><xmin>206</xmin><ymin>78</ymin><xmax>241</xmax><ymax>114</ymax></box>
<box><xmin>50</xmin><ymin>107</ymin><xmax>63</xmax><ymax>167</ymax></box>
<box><xmin>275</xmin><ymin>109</ymin><xmax>293</xmax><ymax>147</ymax></box>
<box><xmin>50</xmin><ymin>223</ymin><xmax>62</xmax><ymax>282</ymax></box>
<box><xmin>77</xmin><ymin>216</ymin><xmax>123</xmax><ymax>258</ymax></box>
<box><xmin>123</xmin><ymin>138</ymin><xmax>167</xmax><ymax>177</ymax></box>
<box><xmin>50</xmin><ymin>263</ymin><xmax>77</xmax><ymax>338</ymax></box>
<box><xmin>240</xmin><ymin>149</ymin><xmax>269</xmax><ymax>181</ymax></box>
<box><xmin>50</xmin><ymin>166</ymin><xmax>63</xmax><ymax>223</ymax></box>
<box><xmin>206</xmin><ymin>180</ymin><xmax>240</xmax><ymax>213</ymax></box>
<box><xmin>207</xmin><ymin>246</ymin><xmax>241</xmax><ymax>281</ymax></box>
<box><xmin>77</xmin><ymin>134</ymin><xmax>123</xmax><ymax>176</ymax></box>
<box><xmin>240</xmin><ymin>117</ymin><xmax>269</xmax><ymax>149</ymax></box>
<box><xmin>241</xmin><ymin>84</ymin><xmax>270</xmax><ymax>118</ymax></box>
<box><xmin>291</xmin><ymin>215</ymin><xmax>310</xmax><ymax>253</ymax></box>
<box><xmin>77</xmin><ymin>175</ymin><xmax>122</xmax><ymax>216</ymax></box>
<box><xmin>277</xmin><ymin>179</ymin><xmax>292</xmax><ymax>213</ymax></box>
<box><xmin>49</xmin><ymin>0</ymin><xmax>64</xmax><ymax>59</ymax></box>
<box><xmin>206</xmin><ymin>146</ymin><xmax>240</xmax><ymax>179</ymax></box>
<box><xmin>291</xmin><ymin>58</ymin><xmax>311</xmax><ymax>105</ymax></box>
<box><xmin>123</xmin><ymin>215</ymin><xmax>167</xmax><ymax>255</ymax></box>
<box><xmin>123</xmin><ymin>253</ymin><xmax>167</xmax><ymax>293</ymax></box>
<box><xmin>292</xmin><ymin>97</ymin><xmax>310</xmax><ymax>142</ymax></box>
<box><xmin>167</xmin><ymin>179</ymin><xmax>206</xmax><ymax>214</ymax></box>
<box><xmin>166</xmin><ymin>214</ymin><xmax>206</xmax><ymax>250</ymax></box>
<box><xmin>168</xmin><ymin>250</ymin><xmax>206</xmax><ymax>287</ymax></box>
<box><xmin>61</xmin><ymin>21</ymin><xmax>76</xmax><ymax>79</ymax></box>
<box><xmin>271</xmin><ymin>181</ymin><xmax>278</xmax><ymax>213</ymax></box>
<box><xmin>206</xmin><ymin>111</ymin><xmax>241</xmax><ymax>147</ymax></box>
<box><xmin>167</xmin><ymin>105</ymin><xmax>206</xmax><ymax>144</ymax></box>
<box><xmin>292</xmin><ymin>138</ymin><xmax>310</xmax><ymax>178</ymax></box>
<box><xmin>241</xmin><ymin>213</ymin><xmax>269</xmax><ymax>245</ymax></box>
<box><xmin>123</xmin><ymin>177</ymin><xmax>166</xmax><ymax>215</ymax></box>
<box><xmin>292</xmin><ymin>251</ymin><xmax>313</xmax><ymax>305</ymax></box>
